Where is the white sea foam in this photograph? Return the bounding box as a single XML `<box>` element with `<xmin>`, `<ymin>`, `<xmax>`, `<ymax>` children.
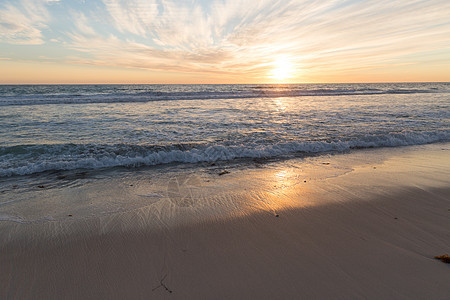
<box><xmin>1</xmin><ymin>83</ymin><xmax>449</xmax><ymax>177</ymax></box>
<box><xmin>0</xmin><ymin>130</ymin><xmax>448</xmax><ymax>177</ymax></box>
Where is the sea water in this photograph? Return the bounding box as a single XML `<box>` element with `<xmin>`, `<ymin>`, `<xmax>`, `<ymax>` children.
<box><xmin>0</xmin><ymin>82</ymin><xmax>449</xmax><ymax>225</ymax></box>
<box><xmin>1</xmin><ymin>83</ymin><xmax>449</xmax><ymax>177</ymax></box>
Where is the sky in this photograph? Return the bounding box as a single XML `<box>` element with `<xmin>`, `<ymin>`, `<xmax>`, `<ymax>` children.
<box><xmin>0</xmin><ymin>0</ymin><xmax>449</xmax><ymax>84</ymax></box>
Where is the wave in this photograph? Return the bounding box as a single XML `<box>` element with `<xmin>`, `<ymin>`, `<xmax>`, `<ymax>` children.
<box><xmin>1</xmin><ymin>130</ymin><xmax>448</xmax><ymax>177</ymax></box>
<box><xmin>1</xmin><ymin>84</ymin><xmax>447</xmax><ymax>106</ymax></box>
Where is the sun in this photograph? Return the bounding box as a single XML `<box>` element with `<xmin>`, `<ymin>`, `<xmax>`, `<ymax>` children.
<box><xmin>270</xmin><ymin>57</ymin><xmax>295</xmax><ymax>81</ymax></box>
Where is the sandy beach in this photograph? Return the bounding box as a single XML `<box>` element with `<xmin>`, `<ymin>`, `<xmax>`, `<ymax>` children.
<box><xmin>1</xmin><ymin>0</ymin><xmax>450</xmax><ymax>298</ymax></box>
<box><xmin>1</xmin><ymin>143</ymin><xmax>449</xmax><ymax>299</ymax></box>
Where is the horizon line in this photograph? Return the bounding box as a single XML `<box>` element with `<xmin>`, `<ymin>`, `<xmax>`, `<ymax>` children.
<box><xmin>1</xmin><ymin>81</ymin><xmax>449</xmax><ymax>86</ymax></box>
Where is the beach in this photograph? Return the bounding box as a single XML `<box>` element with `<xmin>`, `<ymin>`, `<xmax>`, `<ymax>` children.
<box><xmin>1</xmin><ymin>0</ymin><xmax>450</xmax><ymax>297</ymax></box>
<box><xmin>1</xmin><ymin>143</ymin><xmax>449</xmax><ymax>299</ymax></box>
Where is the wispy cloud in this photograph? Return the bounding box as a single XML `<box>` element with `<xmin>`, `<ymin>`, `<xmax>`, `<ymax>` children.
<box><xmin>1</xmin><ymin>0</ymin><xmax>449</xmax><ymax>81</ymax></box>
<box><xmin>0</xmin><ymin>0</ymin><xmax>59</xmax><ymax>45</ymax></box>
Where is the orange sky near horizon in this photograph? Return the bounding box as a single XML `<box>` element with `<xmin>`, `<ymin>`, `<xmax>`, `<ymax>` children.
<box><xmin>0</xmin><ymin>0</ymin><xmax>449</xmax><ymax>84</ymax></box>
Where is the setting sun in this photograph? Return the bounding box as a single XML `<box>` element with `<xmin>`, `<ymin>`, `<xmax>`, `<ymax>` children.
<box><xmin>270</xmin><ymin>57</ymin><xmax>295</xmax><ymax>81</ymax></box>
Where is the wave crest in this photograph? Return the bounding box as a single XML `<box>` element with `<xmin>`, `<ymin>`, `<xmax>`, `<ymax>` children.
<box><xmin>1</xmin><ymin>130</ymin><xmax>448</xmax><ymax>177</ymax></box>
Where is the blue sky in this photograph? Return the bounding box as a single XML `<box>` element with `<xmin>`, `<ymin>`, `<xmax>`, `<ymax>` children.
<box><xmin>0</xmin><ymin>0</ymin><xmax>449</xmax><ymax>83</ymax></box>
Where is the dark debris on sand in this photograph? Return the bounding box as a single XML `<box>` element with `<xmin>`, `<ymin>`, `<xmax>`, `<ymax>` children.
<box><xmin>434</xmin><ymin>254</ymin><xmax>450</xmax><ymax>264</ymax></box>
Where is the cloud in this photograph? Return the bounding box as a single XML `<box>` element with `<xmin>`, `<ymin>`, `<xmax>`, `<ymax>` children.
<box><xmin>71</xmin><ymin>11</ymin><xmax>97</xmax><ymax>37</ymax></box>
<box><xmin>85</xmin><ymin>0</ymin><xmax>449</xmax><ymax>78</ymax></box>
<box><xmin>102</xmin><ymin>0</ymin><xmax>159</xmax><ymax>36</ymax></box>
<box><xmin>0</xmin><ymin>0</ymin><xmax>60</xmax><ymax>45</ymax></box>
<box><xmin>102</xmin><ymin>0</ymin><xmax>216</xmax><ymax>49</ymax></box>
<box><xmin>1</xmin><ymin>0</ymin><xmax>450</xmax><ymax>80</ymax></box>
<box><xmin>65</xmin><ymin>0</ymin><xmax>317</xmax><ymax>76</ymax></box>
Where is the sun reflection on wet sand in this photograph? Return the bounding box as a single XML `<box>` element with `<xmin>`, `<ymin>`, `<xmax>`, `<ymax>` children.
<box><xmin>2</xmin><ymin>144</ymin><xmax>449</xmax><ymax>300</ymax></box>
<box><xmin>1</xmin><ymin>144</ymin><xmax>449</xmax><ymax>242</ymax></box>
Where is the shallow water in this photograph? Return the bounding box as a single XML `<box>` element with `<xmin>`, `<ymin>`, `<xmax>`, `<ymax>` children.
<box><xmin>1</xmin><ymin>83</ymin><xmax>449</xmax><ymax>177</ymax></box>
<box><xmin>1</xmin><ymin>142</ymin><xmax>449</xmax><ymax>227</ymax></box>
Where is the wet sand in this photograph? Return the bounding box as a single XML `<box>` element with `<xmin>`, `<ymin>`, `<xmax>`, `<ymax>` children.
<box><xmin>1</xmin><ymin>144</ymin><xmax>450</xmax><ymax>299</ymax></box>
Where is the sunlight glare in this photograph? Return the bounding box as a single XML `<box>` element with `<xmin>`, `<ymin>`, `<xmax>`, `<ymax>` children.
<box><xmin>270</xmin><ymin>57</ymin><xmax>295</xmax><ymax>81</ymax></box>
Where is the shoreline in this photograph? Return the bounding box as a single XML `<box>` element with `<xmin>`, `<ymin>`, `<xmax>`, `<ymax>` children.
<box><xmin>1</xmin><ymin>143</ymin><xmax>450</xmax><ymax>299</ymax></box>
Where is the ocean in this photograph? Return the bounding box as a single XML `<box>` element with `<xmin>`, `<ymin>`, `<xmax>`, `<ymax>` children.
<box><xmin>1</xmin><ymin>83</ymin><xmax>449</xmax><ymax>178</ymax></box>
<box><xmin>0</xmin><ymin>82</ymin><xmax>450</xmax><ymax>224</ymax></box>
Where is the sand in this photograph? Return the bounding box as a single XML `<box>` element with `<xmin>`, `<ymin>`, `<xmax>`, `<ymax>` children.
<box><xmin>1</xmin><ymin>143</ymin><xmax>450</xmax><ymax>299</ymax></box>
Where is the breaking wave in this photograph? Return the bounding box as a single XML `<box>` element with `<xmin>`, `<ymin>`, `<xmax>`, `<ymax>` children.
<box><xmin>1</xmin><ymin>130</ymin><xmax>448</xmax><ymax>177</ymax></box>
